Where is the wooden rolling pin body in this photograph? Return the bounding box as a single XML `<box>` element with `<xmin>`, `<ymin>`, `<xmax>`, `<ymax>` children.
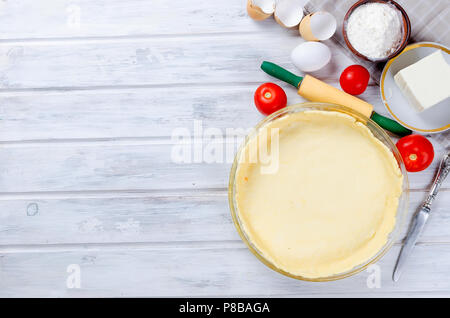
<box><xmin>298</xmin><ymin>75</ymin><xmax>374</xmax><ymax>118</ymax></box>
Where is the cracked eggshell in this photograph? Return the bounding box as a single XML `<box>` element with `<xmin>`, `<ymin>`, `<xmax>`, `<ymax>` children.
<box><xmin>247</xmin><ymin>0</ymin><xmax>276</xmax><ymax>21</ymax></box>
<box><xmin>291</xmin><ymin>41</ymin><xmax>331</xmax><ymax>72</ymax></box>
<box><xmin>299</xmin><ymin>12</ymin><xmax>336</xmax><ymax>41</ymax></box>
<box><xmin>274</xmin><ymin>0</ymin><xmax>305</xmax><ymax>28</ymax></box>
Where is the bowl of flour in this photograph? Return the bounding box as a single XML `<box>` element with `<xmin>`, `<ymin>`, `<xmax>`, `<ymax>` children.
<box><xmin>343</xmin><ymin>0</ymin><xmax>411</xmax><ymax>61</ymax></box>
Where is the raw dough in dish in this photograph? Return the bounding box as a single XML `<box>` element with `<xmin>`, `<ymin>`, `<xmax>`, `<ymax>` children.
<box><xmin>235</xmin><ymin>110</ymin><xmax>403</xmax><ymax>278</ymax></box>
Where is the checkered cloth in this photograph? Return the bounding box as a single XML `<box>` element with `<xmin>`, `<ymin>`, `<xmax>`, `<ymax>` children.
<box><xmin>304</xmin><ymin>0</ymin><xmax>450</xmax><ymax>84</ymax></box>
<box><xmin>305</xmin><ymin>0</ymin><xmax>450</xmax><ymax>146</ymax></box>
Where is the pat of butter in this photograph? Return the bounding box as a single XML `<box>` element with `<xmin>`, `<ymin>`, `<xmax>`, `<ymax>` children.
<box><xmin>394</xmin><ymin>50</ymin><xmax>450</xmax><ymax>112</ymax></box>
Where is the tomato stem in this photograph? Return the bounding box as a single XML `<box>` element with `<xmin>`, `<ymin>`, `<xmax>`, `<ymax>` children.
<box><xmin>409</xmin><ymin>153</ymin><xmax>417</xmax><ymax>161</ymax></box>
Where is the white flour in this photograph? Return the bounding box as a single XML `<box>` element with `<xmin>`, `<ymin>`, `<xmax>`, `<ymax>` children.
<box><xmin>346</xmin><ymin>2</ymin><xmax>403</xmax><ymax>59</ymax></box>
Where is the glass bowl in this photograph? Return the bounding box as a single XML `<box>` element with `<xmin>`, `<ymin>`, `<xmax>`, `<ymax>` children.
<box><xmin>228</xmin><ymin>102</ymin><xmax>409</xmax><ymax>282</ymax></box>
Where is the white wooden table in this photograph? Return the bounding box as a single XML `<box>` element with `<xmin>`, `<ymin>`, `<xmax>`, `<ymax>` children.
<box><xmin>0</xmin><ymin>0</ymin><xmax>448</xmax><ymax>297</ymax></box>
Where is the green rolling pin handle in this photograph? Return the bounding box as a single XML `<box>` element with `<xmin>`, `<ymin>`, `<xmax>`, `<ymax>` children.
<box><xmin>261</xmin><ymin>61</ymin><xmax>303</xmax><ymax>88</ymax></box>
<box><xmin>371</xmin><ymin>112</ymin><xmax>412</xmax><ymax>137</ymax></box>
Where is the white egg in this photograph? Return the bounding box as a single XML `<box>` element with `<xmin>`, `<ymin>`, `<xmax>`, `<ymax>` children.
<box><xmin>291</xmin><ymin>41</ymin><xmax>331</xmax><ymax>72</ymax></box>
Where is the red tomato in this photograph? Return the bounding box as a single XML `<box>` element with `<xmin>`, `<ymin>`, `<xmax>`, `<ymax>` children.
<box><xmin>254</xmin><ymin>83</ymin><xmax>287</xmax><ymax>116</ymax></box>
<box><xmin>339</xmin><ymin>65</ymin><xmax>370</xmax><ymax>95</ymax></box>
<box><xmin>396</xmin><ymin>135</ymin><xmax>434</xmax><ymax>172</ymax></box>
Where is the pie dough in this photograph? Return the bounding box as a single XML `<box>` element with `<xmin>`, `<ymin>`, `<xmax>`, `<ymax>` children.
<box><xmin>235</xmin><ymin>110</ymin><xmax>403</xmax><ymax>278</ymax></box>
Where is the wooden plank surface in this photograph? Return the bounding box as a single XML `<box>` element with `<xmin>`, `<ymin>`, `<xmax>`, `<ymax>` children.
<box><xmin>0</xmin><ymin>243</ymin><xmax>449</xmax><ymax>297</ymax></box>
<box><xmin>0</xmin><ymin>0</ymin><xmax>448</xmax><ymax>297</ymax></box>
<box><xmin>0</xmin><ymin>0</ymin><xmax>288</xmax><ymax>40</ymax></box>
<box><xmin>0</xmin><ymin>34</ymin><xmax>348</xmax><ymax>90</ymax></box>
<box><xmin>0</xmin><ymin>190</ymin><xmax>448</xmax><ymax>246</ymax></box>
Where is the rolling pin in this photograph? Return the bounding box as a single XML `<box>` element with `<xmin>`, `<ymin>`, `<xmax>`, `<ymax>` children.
<box><xmin>261</xmin><ymin>61</ymin><xmax>412</xmax><ymax>136</ymax></box>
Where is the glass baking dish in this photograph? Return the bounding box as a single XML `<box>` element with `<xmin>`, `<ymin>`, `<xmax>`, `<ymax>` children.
<box><xmin>228</xmin><ymin>102</ymin><xmax>409</xmax><ymax>281</ymax></box>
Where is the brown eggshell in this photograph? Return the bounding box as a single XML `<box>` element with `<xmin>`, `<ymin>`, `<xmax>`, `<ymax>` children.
<box><xmin>299</xmin><ymin>14</ymin><xmax>318</xmax><ymax>41</ymax></box>
<box><xmin>247</xmin><ymin>0</ymin><xmax>273</xmax><ymax>21</ymax></box>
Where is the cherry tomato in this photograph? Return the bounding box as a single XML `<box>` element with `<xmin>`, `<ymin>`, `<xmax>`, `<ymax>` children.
<box><xmin>396</xmin><ymin>135</ymin><xmax>434</xmax><ymax>172</ymax></box>
<box><xmin>254</xmin><ymin>83</ymin><xmax>287</xmax><ymax>116</ymax></box>
<box><xmin>339</xmin><ymin>65</ymin><xmax>370</xmax><ymax>95</ymax></box>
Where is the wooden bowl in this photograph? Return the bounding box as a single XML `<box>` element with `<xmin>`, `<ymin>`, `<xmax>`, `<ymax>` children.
<box><xmin>342</xmin><ymin>0</ymin><xmax>411</xmax><ymax>62</ymax></box>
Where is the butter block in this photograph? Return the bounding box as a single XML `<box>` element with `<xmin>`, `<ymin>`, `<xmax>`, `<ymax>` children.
<box><xmin>394</xmin><ymin>50</ymin><xmax>450</xmax><ymax>112</ymax></box>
